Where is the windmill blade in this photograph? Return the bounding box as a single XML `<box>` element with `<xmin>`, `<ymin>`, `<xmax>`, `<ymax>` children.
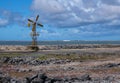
<box><xmin>36</xmin><ymin>15</ymin><xmax>39</xmax><ymax>21</ymax></box>
<box><xmin>28</xmin><ymin>19</ymin><xmax>34</xmax><ymax>23</ymax></box>
<box><xmin>37</xmin><ymin>23</ymin><xmax>43</xmax><ymax>27</ymax></box>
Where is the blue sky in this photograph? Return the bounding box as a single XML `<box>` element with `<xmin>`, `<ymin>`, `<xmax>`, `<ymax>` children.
<box><xmin>0</xmin><ymin>0</ymin><xmax>120</xmax><ymax>41</ymax></box>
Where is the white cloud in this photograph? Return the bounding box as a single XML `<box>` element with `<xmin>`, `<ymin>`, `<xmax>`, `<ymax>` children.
<box><xmin>0</xmin><ymin>18</ymin><xmax>8</xmax><ymax>26</ymax></box>
<box><xmin>31</xmin><ymin>0</ymin><xmax>120</xmax><ymax>28</ymax></box>
<box><xmin>68</xmin><ymin>28</ymin><xmax>80</xmax><ymax>34</ymax></box>
<box><xmin>32</xmin><ymin>0</ymin><xmax>65</xmax><ymax>13</ymax></box>
<box><xmin>41</xmin><ymin>29</ymin><xmax>48</xmax><ymax>33</ymax></box>
<box><xmin>101</xmin><ymin>0</ymin><xmax>120</xmax><ymax>6</ymax></box>
<box><xmin>0</xmin><ymin>10</ymin><xmax>26</xmax><ymax>27</ymax></box>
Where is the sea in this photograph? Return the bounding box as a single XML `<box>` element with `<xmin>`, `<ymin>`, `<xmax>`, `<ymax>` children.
<box><xmin>0</xmin><ymin>41</ymin><xmax>120</xmax><ymax>45</ymax></box>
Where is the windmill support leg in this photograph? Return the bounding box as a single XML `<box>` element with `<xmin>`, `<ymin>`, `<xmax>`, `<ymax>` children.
<box><xmin>32</xmin><ymin>32</ymin><xmax>39</xmax><ymax>51</ymax></box>
<box><xmin>32</xmin><ymin>36</ymin><xmax>37</xmax><ymax>46</ymax></box>
<box><xmin>27</xmin><ymin>31</ymin><xmax>39</xmax><ymax>51</ymax></box>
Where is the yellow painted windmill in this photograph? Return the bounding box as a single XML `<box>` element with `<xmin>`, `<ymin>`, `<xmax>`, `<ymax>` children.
<box><xmin>28</xmin><ymin>15</ymin><xmax>43</xmax><ymax>51</ymax></box>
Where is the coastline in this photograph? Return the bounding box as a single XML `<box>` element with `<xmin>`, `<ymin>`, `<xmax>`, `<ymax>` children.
<box><xmin>0</xmin><ymin>44</ymin><xmax>120</xmax><ymax>52</ymax></box>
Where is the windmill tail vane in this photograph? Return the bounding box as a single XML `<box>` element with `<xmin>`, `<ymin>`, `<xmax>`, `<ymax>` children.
<box><xmin>28</xmin><ymin>22</ymin><xmax>31</xmax><ymax>27</ymax></box>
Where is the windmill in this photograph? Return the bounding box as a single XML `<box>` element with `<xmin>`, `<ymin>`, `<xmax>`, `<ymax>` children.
<box><xmin>28</xmin><ymin>15</ymin><xmax>43</xmax><ymax>51</ymax></box>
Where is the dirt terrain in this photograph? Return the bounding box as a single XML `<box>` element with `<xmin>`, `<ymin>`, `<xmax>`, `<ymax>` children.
<box><xmin>0</xmin><ymin>44</ymin><xmax>120</xmax><ymax>82</ymax></box>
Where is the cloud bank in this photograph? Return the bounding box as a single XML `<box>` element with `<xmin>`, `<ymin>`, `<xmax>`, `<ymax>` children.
<box><xmin>31</xmin><ymin>0</ymin><xmax>120</xmax><ymax>28</ymax></box>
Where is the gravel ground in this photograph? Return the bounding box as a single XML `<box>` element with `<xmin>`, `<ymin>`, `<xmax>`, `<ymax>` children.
<box><xmin>0</xmin><ymin>44</ymin><xmax>120</xmax><ymax>83</ymax></box>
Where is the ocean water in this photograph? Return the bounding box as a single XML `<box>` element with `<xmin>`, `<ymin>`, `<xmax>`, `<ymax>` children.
<box><xmin>0</xmin><ymin>41</ymin><xmax>120</xmax><ymax>45</ymax></box>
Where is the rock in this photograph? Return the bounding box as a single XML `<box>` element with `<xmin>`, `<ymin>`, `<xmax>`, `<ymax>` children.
<box><xmin>99</xmin><ymin>63</ymin><xmax>120</xmax><ymax>68</ymax></box>
<box><xmin>26</xmin><ymin>77</ymin><xmax>32</xmax><ymax>83</ymax></box>
<box><xmin>80</xmin><ymin>74</ymin><xmax>92</xmax><ymax>81</ymax></box>
<box><xmin>31</xmin><ymin>74</ymin><xmax>38</xmax><ymax>81</ymax></box>
<box><xmin>38</xmin><ymin>73</ymin><xmax>47</xmax><ymax>80</ymax></box>
<box><xmin>50</xmin><ymin>77</ymin><xmax>62</xmax><ymax>83</ymax></box>
<box><xmin>10</xmin><ymin>78</ymin><xmax>19</xmax><ymax>83</ymax></box>
<box><xmin>0</xmin><ymin>57</ymin><xmax>10</xmax><ymax>63</ymax></box>
<box><xmin>0</xmin><ymin>72</ymin><xmax>118</xmax><ymax>83</ymax></box>
<box><xmin>105</xmin><ymin>63</ymin><xmax>118</xmax><ymax>68</ymax></box>
<box><xmin>32</xmin><ymin>80</ymin><xmax>44</xmax><ymax>83</ymax></box>
<box><xmin>0</xmin><ymin>56</ymin><xmax>72</xmax><ymax>66</ymax></box>
<box><xmin>0</xmin><ymin>76</ymin><xmax>11</xmax><ymax>83</ymax></box>
<box><xmin>0</xmin><ymin>72</ymin><xmax>12</xmax><ymax>83</ymax></box>
<box><xmin>67</xmin><ymin>67</ymin><xmax>74</xmax><ymax>71</ymax></box>
<box><xmin>103</xmin><ymin>76</ymin><xmax>114</xmax><ymax>81</ymax></box>
<box><xmin>26</xmin><ymin>73</ymin><xmax>48</xmax><ymax>83</ymax></box>
<box><xmin>62</xmin><ymin>77</ymin><xmax>71</xmax><ymax>82</ymax></box>
<box><xmin>95</xmin><ymin>63</ymin><xmax>120</xmax><ymax>69</ymax></box>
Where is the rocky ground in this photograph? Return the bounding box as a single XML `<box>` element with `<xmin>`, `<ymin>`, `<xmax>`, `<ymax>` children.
<box><xmin>0</xmin><ymin>44</ymin><xmax>120</xmax><ymax>83</ymax></box>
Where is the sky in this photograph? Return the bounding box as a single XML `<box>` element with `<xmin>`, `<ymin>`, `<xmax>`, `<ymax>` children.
<box><xmin>0</xmin><ymin>0</ymin><xmax>120</xmax><ymax>41</ymax></box>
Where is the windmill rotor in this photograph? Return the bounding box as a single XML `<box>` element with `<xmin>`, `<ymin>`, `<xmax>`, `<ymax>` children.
<box><xmin>36</xmin><ymin>15</ymin><xmax>39</xmax><ymax>21</ymax></box>
<box><xmin>37</xmin><ymin>23</ymin><xmax>43</xmax><ymax>27</ymax></box>
<box><xmin>28</xmin><ymin>19</ymin><xmax>34</xmax><ymax>23</ymax></box>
